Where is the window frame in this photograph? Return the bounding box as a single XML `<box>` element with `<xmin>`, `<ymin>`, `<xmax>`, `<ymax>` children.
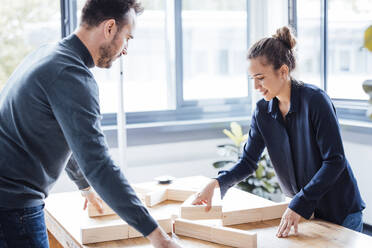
<box><xmin>60</xmin><ymin>0</ymin><xmax>372</xmax><ymax>132</ymax></box>
<box><xmin>60</xmin><ymin>0</ymin><xmax>77</xmax><ymax>38</ymax></box>
<box><xmin>60</xmin><ymin>0</ymin><xmax>252</xmax><ymax>127</ymax></box>
<box><xmin>294</xmin><ymin>0</ymin><xmax>371</xmax><ymax>123</ymax></box>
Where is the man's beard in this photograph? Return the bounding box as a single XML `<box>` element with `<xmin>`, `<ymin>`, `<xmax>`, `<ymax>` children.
<box><xmin>97</xmin><ymin>42</ymin><xmax>118</xmax><ymax>68</ymax></box>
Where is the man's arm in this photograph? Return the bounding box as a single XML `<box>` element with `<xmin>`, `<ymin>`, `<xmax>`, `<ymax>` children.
<box><xmin>65</xmin><ymin>154</ymin><xmax>90</xmax><ymax>190</ymax></box>
<box><xmin>64</xmin><ymin>152</ymin><xmax>180</xmax><ymax>247</ymax></box>
<box><xmin>47</xmin><ymin>67</ymin><xmax>158</xmax><ymax>237</ymax></box>
<box><xmin>65</xmin><ymin>155</ymin><xmax>103</xmax><ymax>213</ymax></box>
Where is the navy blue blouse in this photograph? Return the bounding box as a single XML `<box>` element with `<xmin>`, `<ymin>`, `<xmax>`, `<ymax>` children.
<box><xmin>217</xmin><ymin>81</ymin><xmax>365</xmax><ymax>225</ymax></box>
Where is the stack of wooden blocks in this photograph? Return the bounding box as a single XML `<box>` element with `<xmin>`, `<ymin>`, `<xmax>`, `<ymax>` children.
<box><xmin>83</xmin><ymin>176</ymin><xmax>289</xmax><ymax>248</ymax></box>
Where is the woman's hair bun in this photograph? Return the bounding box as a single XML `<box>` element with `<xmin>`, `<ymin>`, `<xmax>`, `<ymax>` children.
<box><xmin>272</xmin><ymin>26</ymin><xmax>296</xmax><ymax>50</ymax></box>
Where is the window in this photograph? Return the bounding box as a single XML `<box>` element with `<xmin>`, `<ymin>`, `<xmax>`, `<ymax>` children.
<box><xmin>327</xmin><ymin>0</ymin><xmax>372</xmax><ymax>100</ymax></box>
<box><xmin>77</xmin><ymin>0</ymin><xmax>170</xmax><ymax>114</ymax></box>
<box><xmin>296</xmin><ymin>0</ymin><xmax>322</xmax><ymax>87</ymax></box>
<box><xmin>123</xmin><ymin>0</ymin><xmax>171</xmax><ymax>112</ymax></box>
<box><xmin>295</xmin><ymin>0</ymin><xmax>372</xmax><ymax>123</ymax></box>
<box><xmin>181</xmin><ymin>0</ymin><xmax>248</xmax><ymax>101</ymax></box>
<box><xmin>0</xmin><ymin>0</ymin><xmax>61</xmax><ymax>91</ymax></box>
<box><xmin>74</xmin><ymin>0</ymin><xmax>252</xmax><ymax>124</ymax></box>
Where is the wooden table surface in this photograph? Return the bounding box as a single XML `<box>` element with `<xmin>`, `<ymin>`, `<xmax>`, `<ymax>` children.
<box><xmin>45</xmin><ymin>176</ymin><xmax>372</xmax><ymax>248</ymax></box>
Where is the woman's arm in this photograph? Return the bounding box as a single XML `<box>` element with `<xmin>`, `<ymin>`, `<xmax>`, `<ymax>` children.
<box><xmin>216</xmin><ymin>108</ymin><xmax>266</xmax><ymax>198</ymax></box>
<box><xmin>288</xmin><ymin>90</ymin><xmax>347</xmax><ymax>219</ymax></box>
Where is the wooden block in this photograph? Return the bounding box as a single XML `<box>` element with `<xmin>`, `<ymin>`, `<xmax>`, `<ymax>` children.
<box><xmin>174</xmin><ymin>218</ymin><xmax>212</xmax><ymax>241</ymax></box>
<box><xmin>180</xmin><ymin>193</ymin><xmax>222</xmax><ymax>220</ymax></box>
<box><xmin>128</xmin><ymin>227</ymin><xmax>142</xmax><ymax>238</ymax></box>
<box><xmin>132</xmin><ymin>176</ymin><xmax>203</xmax><ymax>203</ymax></box>
<box><xmin>144</xmin><ymin>189</ymin><xmax>168</xmax><ymax>207</ymax></box>
<box><xmin>81</xmin><ymin>222</ymin><xmax>128</xmax><ymax>244</ymax></box>
<box><xmin>159</xmin><ymin>217</ymin><xmax>173</xmax><ymax>234</ymax></box>
<box><xmin>174</xmin><ymin>218</ymin><xmax>257</xmax><ymax>248</ymax></box>
<box><xmin>82</xmin><ymin>217</ymin><xmax>173</xmax><ymax>243</ymax></box>
<box><xmin>128</xmin><ymin>217</ymin><xmax>172</xmax><ymax>238</ymax></box>
<box><xmin>133</xmin><ymin>184</ymin><xmax>159</xmax><ymax>195</ymax></box>
<box><xmin>211</xmin><ymin>226</ymin><xmax>257</xmax><ymax>248</ymax></box>
<box><xmin>88</xmin><ymin>201</ymin><xmax>116</xmax><ymax>217</ymax></box>
<box><xmin>222</xmin><ymin>201</ymin><xmax>289</xmax><ymax>226</ymax></box>
<box><xmin>166</xmin><ymin>188</ymin><xmax>197</xmax><ymax>202</ymax></box>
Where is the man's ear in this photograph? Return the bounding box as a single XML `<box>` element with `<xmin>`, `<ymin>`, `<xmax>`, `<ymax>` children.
<box><xmin>103</xmin><ymin>19</ymin><xmax>116</xmax><ymax>40</ymax></box>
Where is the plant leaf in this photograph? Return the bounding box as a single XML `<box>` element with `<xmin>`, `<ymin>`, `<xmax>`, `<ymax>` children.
<box><xmin>255</xmin><ymin>164</ymin><xmax>264</xmax><ymax>178</ymax></box>
<box><xmin>217</xmin><ymin>144</ymin><xmax>239</xmax><ymax>149</ymax></box>
<box><xmin>223</xmin><ymin>129</ymin><xmax>240</xmax><ymax>147</ymax></box>
<box><xmin>212</xmin><ymin>160</ymin><xmax>235</xmax><ymax>169</ymax></box>
<box><xmin>364</xmin><ymin>25</ymin><xmax>372</xmax><ymax>52</ymax></box>
<box><xmin>230</xmin><ymin>122</ymin><xmax>243</xmax><ymax>139</ymax></box>
<box><xmin>262</xmin><ymin>180</ymin><xmax>275</xmax><ymax>193</ymax></box>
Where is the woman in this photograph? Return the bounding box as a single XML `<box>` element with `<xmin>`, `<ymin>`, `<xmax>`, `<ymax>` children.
<box><xmin>193</xmin><ymin>26</ymin><xmax>365</xmax><ymax>237</ymax></box>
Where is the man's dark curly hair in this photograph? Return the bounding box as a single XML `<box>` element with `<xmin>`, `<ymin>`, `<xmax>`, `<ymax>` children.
<box><xmin>80</xmin><ymin>0</ymin><xmax>144</xmax><ymax>29</ymax></box>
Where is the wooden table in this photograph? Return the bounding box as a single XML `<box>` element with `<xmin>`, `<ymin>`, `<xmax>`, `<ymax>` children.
<box><xmin>45</xmin><ymin>176</ymin><xmax>372</xmax><ymax>248</ymax></box>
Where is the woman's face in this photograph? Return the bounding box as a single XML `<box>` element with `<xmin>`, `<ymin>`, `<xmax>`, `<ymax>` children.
<box><xmin>248</xmin><ymin>57</ymin><xmax>288</xmax><ymax>101</ymax></box>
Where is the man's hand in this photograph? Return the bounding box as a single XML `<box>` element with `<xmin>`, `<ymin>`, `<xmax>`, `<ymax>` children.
<box><xmin>81</xmin><ymin>187</ymin><xmax>103</xmax><ymax>214</ymax></box>
<box><xmin>147</xmin><ymin>227</ymin><xmax>182</xmax><ymax>248</ymax></box>
<box><xmin>276</xmin><ymin>208</ymin><xmax>301</xmax><ymax>238</ymax></box>
<box><xmin>191</xmin><ymin>179</ymin><xmax>219</xmax><ymax>212</ymax></box>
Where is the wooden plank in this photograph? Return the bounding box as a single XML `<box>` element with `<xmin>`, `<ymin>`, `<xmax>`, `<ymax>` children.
<box><xmin>166</xmin><ymin>188</ymin><xmax>198</xmax><ymax>202</ymax></box>
<box><xmin>223</xmin><ymin>201</ymin><xmax>289</xmax><ymax>226</ymax></box>
<box><xmin>128</xmin><ymin>217</ymin><xmax>172</xmax><ymax>238</ymax></box>
<box><xmin>132</xmin><ymin>181</ymin><xmax>169</xmax><ymax>195</ymax></box>
<box><xmin>174</xmin><ymin>218</ymin><xmax>257</xmax><ymax>248</ymax></box>
<box><xmin>87</xmin><ymin>201</ymin><xmax>116</xmax><ymax>218</ymax></box>
<box><xmin>45</xmin><ymin>177</ymin><xmax>372</xmax><ymax>248</ymax></box>
<box><xmin>45</xmin><ymin>208</ymin><xmax>83</xmax><ymax>248</ymax></box>
<box><xmin>174</xmin><ymin>218</ymin><xmax>212</xmax><ymax>242</ymax></box>
<box><xmin>133</xmin><ymin>176</ymin><xmax>207</xmax><ymax>203</ymax></box>
<box><xmin>180</xmin><ymin>193</ymin><xmax>222</xmax><ymax>220</ymax></box>
<box><xmin>134</xmin><ymin>180</ymin><xmax>199</xmax><ymax>205</ymax></box>
<box><xmin>86</xmin><ymin>187</ymin><xmax>150</xmax><ymax>217</ymax></box>
<box><xmin>81</xmin><ymin>216</ymin><xmax>172</xmax><ymax>243</ymax></box>
<box><xmin>211</xmin><ymin>226</ymin><xmax>257</xmax><ymax>248</ymax></box>
<box><xmin>81</xmin><ymin>222</ymin><xmax>129</xmax><ymax>244</ymax></box>
<box><xmin>144</xmin><ymin>189</ymin><xmax>168</xmax><ymax>207</ymax></box>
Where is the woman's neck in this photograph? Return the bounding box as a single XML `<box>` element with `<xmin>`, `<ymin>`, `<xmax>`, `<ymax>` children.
<box><xmin>276</xmin><ymin>79</ymin><xmax>292</xmax><ymax>118</ymax></box>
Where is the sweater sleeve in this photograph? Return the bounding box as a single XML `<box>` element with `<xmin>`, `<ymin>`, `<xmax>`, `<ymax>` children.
<box><xmin>64</xmin><ymin>154</ymin><xmax>90</xmax><ymax>190</ymax></box>
<box><xmin>217</xmin><ymin>107</ymin><xmax>266</xmax><ymax>198</ymax></box>
<box><xmin>46</xmin><ymin>67</ymin><xmax>158</xmax><ymax>236</ymax></box>
<box><xmin>288</xmin><ymin>90</ymin><xmax>347</xmax><ymax>219</ymax></box>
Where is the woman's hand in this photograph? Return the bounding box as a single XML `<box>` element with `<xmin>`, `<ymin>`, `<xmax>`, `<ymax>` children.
<box><xmin>276</xmin><ymin>208</ymin><xmax>301</xmax><ymax>238</ymax></box>
<box><xmin>191</xmin><ymin>179</ymin><xmax>219</xmax><ymax>211</ymax></box>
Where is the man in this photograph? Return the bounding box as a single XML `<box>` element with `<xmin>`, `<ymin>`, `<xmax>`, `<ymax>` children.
<box><xmin>0</xmin><ymin>0</ymin><xmax>181</xmax><ymax>247</ymax></box>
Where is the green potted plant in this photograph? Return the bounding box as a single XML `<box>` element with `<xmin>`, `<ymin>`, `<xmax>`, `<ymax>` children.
<box><xmin>213</xmin><ymin>122</ymin><xmax>283</xmax><ymax>202</ymax></box>
<box><xmin>362</xmin><ymin>25</ymin><xmax>372</xmax><ymax>118</ymax></box>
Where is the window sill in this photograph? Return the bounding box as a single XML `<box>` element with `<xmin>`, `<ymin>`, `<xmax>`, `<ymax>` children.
<box><xmin>101</xmin><ymin>115</ymin><xmax>372</xmax><ymax>147</ymax></box>
<box><xmin>339</xmin><ymin>118</ymin><xmax>372</xmax><ymax>134</ymax></box>
<box><xmin>102</xmin><ymin>116</ymin><xmax>251</xmax><ymax>147</ymax></box>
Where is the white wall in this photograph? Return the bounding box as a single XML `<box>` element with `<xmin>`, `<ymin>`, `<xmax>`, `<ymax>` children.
<box><xmin>341</xmin><ymin>129</ymin><xmax>372</xmax><ymax>225</ymax></box>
